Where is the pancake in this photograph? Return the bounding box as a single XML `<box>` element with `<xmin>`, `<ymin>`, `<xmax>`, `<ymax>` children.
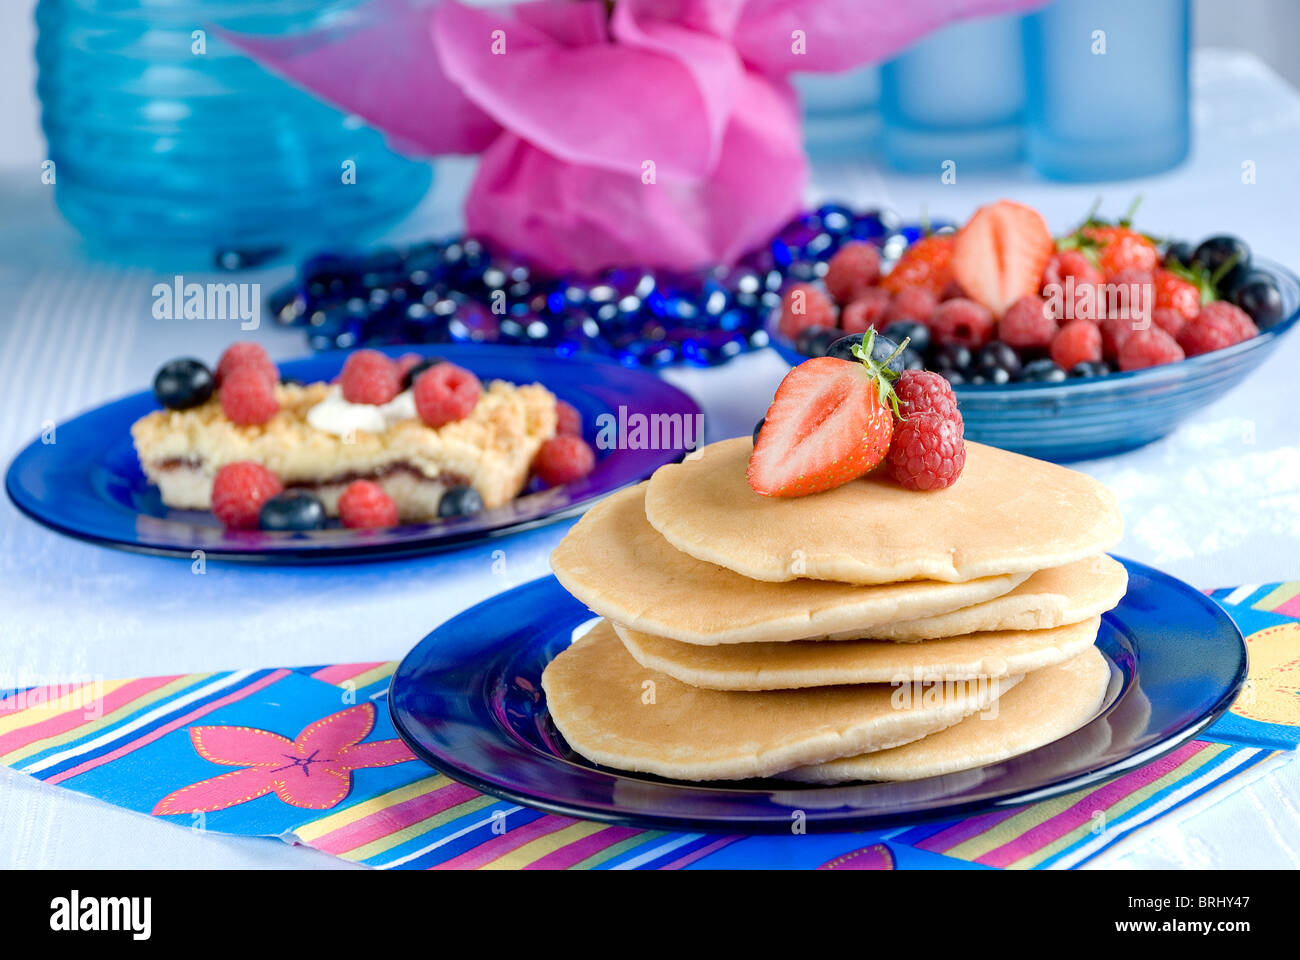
<box><xmin>861</xmin><ymin>555</ymin><xmax>1127</xmax><ymax>642</ymax></box>
<box><xmin>644</xmin><ymin>437</ymin><xmax>1122</xmax><ymax>585</ymax></box>
<box><xmin>614</xmin><ymin>616</ymin><xmax>1100</xmax><ymax>691</ymax></box>
<box><xmin>550</xmin><ymin>485</ymin><xmax>1029</xmax><ymax>646</ymax></box>
<box><xmin>540</xmin><ymin>620</ymin><xmax>1020</xmax><ymax>782</ymax></box>
<box><xmin>786</xmin><ymin>645</ymin><xmax>1110</xmax><ymax>783</ymax></box>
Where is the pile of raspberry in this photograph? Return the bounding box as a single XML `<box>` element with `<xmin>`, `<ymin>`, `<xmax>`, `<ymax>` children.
<box><xmin>779</xmin><ymin>236</ymin><xmax>1263</xmax><ymax>384</ymax></box>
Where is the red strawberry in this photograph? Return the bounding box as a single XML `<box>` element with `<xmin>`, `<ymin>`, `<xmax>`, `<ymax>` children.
<box><xmin>747</xmin><ymin>345</ymin><xmax>899</xmax><ymax>498</ymax></box>
<box><xmin>880</xmin><ymin>234</ymin><xmax>955</xmax><ymax>297</ymax></box>
<box><xmin>951</xmin><ymin>200</ymin><xmax>1054</xmax><ymax>317</ymax></box>
<box><xmin>1152</xmin><ymin>268</ymin><xmax>1201</xmax><ymax>324</ymax></box>
<box><xmin>1080</xmin><ymin>225</ymin><xmax>1159</xmax><ymax>279</ymax></box>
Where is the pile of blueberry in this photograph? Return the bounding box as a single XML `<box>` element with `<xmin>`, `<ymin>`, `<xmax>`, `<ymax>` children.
<box><xmin>270</xmin><ymin>206</ymin><xmax>929</xmax><ymax>369</ymax></box>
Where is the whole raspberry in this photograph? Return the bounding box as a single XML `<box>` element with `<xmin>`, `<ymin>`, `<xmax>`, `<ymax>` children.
<box><xmin>1042</xmin><ymin>250</ymin><xmax>1103</xmax><ymax>290</ymax></box>
<box><xmin>887</xmin><ymin>414</ymin><xmax>966</xmax><ymax>491</ymax></box>
<box><xmin>1050</xmin><ymin>320</ymin><xmax>1103</xmax><ymax>371</ymax></box>
<box><xmin>533</xmin><ymin>435</ymin><xmax>597</xmax><ymax>487</ymax></box>
<box><xmin>338</xmin><ymin>480</ymin><xmax>400</xmax><ymax>529</ymax></box>
<box><xmin>824</xmin><ymin>242</ymin><xmax>882</xmax><ymax>304</ymax></box>
<box><xmin>219</xmin><ymin>364</ymin><xmax>280</xmax><ymax>425</ymax></box>
<box><xmin>1178</xmin><ymin>301</ymin><xmax>1259</xmax><ymax>357</ymax></box>
<box><xmin>413</xmin><ymin>363</ymin><xmax>482</xmax><ymax>428</ymax></box>
<box><xmin>1150</xmin><ymin>306</ymin><xmax>1188</xmax><ymax>340</ymax></box>
<box><xmin>1099</xmin><ymin>314</ymin><xmax>1137</xmax><ymax>360</ymax></box>
<box><xmin>556</xmin><ymin>400</ymin><xmax>582</xmax><ymax>436</ymax></box>
<box><xmin>215</xmin><ymin>342</ymin><xmax>278</xmax><ymax>388</ymax></box>
<box><xmin>894</xmin><ymin>370</ymin><xmax>960</xmax><ymax>422</ymax></box>
<box><xmin>1119</xmin><ymin>326</ymin><xmax>1185</xmax><ymax>371</ymax></box>
<box><xmin>999</xmin><ymin>294</ymin><xmax>1057</xmax><ymax>349</ymax></box>
<box><xmin>883</xmin><ymin>287</ymin><xmax>939</xmax><ymax>327</ymax></box>
<box><xmin>778</xmin><ymin>283</ymin><xmax>835</xmax><ymax>340</ymax></box>
<box><xmin>394</xmin><ymin>352</ymin><xmax>426</xmax><ymax>382</ymax></box>
<box><xmin>929</xmin><ymin>297</ymin><xmax>994</xmax><ymax>349</ymax></box>
<box><xmin>211</xmin><ymin>461</ymin><xmax>283</xmax><ymax>530</ymax></box>
<box><xmin>340</xmin><ymin>349</ymin><xmax>401</xmax><ymax>405</ymax></box>
<box><xmin>839</xmin><ymin>288</ymin><xmax>891</xmax><ymax>335</ymax></box>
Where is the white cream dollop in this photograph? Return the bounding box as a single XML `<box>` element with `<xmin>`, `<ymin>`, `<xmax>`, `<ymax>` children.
<box><xmin>307</xmin><ymin>385</ymin><xmax>418</xmax><ymax>437</ymax></box>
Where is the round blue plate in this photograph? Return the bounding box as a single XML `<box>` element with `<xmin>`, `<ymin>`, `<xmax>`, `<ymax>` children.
<box><xmin>5</xmin><ymin>345</ymin><xmax>701</xmax><ymax>562</ymax></box>
<box><xmin>389</xmin><ymin>558</ymin><xmax>1246</xmax><ymax>832</ymax></box>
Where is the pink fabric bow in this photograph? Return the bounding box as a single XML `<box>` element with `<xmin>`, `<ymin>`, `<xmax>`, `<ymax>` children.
<box><xmin>232</xmin><ymin>0</ymin><xmax>1044</xmax><ymax>274</ymax></box>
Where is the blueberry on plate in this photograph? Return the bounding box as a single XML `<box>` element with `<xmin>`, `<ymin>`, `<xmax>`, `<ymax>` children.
<box><xmin>930</xmin><ymin>343</ymin><xmax>973</xmax><ymax>376</ymax></box>
<box><xmin>401</xmin><ymin>356</ymin><xmax>446</xmax><ymax>390</ymax></box>
<box><xmin>1069</xmin><ymin>361</ymin><xmax>1111</xmax><ymax>378</ymax></box>
<box><xmin>438</xmin><ymin>485</ymin><xmax>484</xmax><ymax>519</ymax></box>
<box><xmin>1163</xmin><ymin>240</ymin><xmax>1195</xmax><ymax>271</ymax></box>
<box><xmin>752</xmin><ymin>418</ymin><xmax>765</xmax><ymax>445</ymax></box>
<box><xmin>899</xmin><ymin>347</ymin><xmax>926</xmax><ymax>371</ymax></box>
<box><xmin>1192</xmin><ymin>235</ymin><xmax>1251</xmax><ymax>294</ymax></box>
<box><xmin>1019</xmin><ymin>358</ymin><xmax>1067</xmax><ymax>383</ymax></box>
<box><xmin>825</xmin><ymin>332</ymin><xmax>905</xmax><ymax>373</ymax></box>
<box><xmin>258</xmin><ymin>491</ymin><xmax>327</xmax><ymax>531</ymax></box>
<box><xmin>153</xmin><ymin>358</ymin><xmax>214</xmax><ymax>410</ymax></box>
<box><xmin>938</xmin><ymin>368</ymin><xmax>965</xmax><ymax>386</ymax></box>
<box><xmin>976</xmin><ymin>341</ymin><xmax>1022</xmax><ymax>381</ymax></box>
<box><xmin>1230</xmin><ymin>271</ymin><xmax>1285</xmax><ymax>329</ymax></box>
<box><xmin>795</xmin><ymin>325</ymin><xmax>840</xmax><ymax>358</ymax></box>
<box><xmin>881</xmin><ymin>320</ymin><xmax>930</xmax><ymax>356</ymax></box>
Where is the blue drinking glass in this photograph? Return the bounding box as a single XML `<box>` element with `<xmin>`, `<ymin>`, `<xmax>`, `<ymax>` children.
<box><xmin>34</xmin><ymin>0</ymin><xmax>433</xmax><ymax>264</ymax></box>
<box><xmin>1024</xmin><ymin>0</ymin><xmax>1190</xmax><ymax>181</ymax></box>
<box><xmin>879</xmin><ymin>13</ymin><xmax>1026</xmax><ymax>172</ymax></box>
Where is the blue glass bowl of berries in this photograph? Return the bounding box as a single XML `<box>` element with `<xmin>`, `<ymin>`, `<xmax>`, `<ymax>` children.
<box><xmin>768</xmin><ymin>258</ymin><xmax>1300</xmax><ymax>462</ymax></box>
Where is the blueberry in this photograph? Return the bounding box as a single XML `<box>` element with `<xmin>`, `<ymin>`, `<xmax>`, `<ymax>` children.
<box><xmin>400</xmin><ymin>356</ymin><xmax>445</xmax><ymax>390</ymax></box>
<box><xmin>1230</xmin><ymin>271</ymin><xmax>1285</xmax><ymax>329</ymax></box>
<box><xmin>752</xmin><ymin>418</ymin><xmax>765</xmax><ymax>445</ymax></box>
<box><xmin>881</xmin><ymin>321</ymin><xmax>930</xmax><ymax>356</ymax></box>
<box><xmin>938</xmin><ymin>368</ymin><xmax>966</xmax><ymax>387</ymax></box>
<box><xmin>899</xmin><ymin>347</ymin><xmax>926</xmax><ymax>371</ymax></box>
<box><xmin>1019</xmin><ymin>358</ymin><xmax>1067</xmax><ymax>383</ymax></box>
<box><xmin>1069</xmin><ymin>361</ymin><xmax>1111</xmax><ymax>378</ymax></box>
<box><xmin>795</xmin><ymin>325</ymin><xmax>839</xmax><ymax>358</ymax></box>
<box><xmin>258</xmin><ymin>491</ymin><xmax>326</xmax><ymax>531</ymax></box>
<box><xmin>1192</xmin><ymin>235</ymin><xmax>1251</xmax><ymax>293</ymax></box>
<box><xmin>153</xmin><ymin>358</ymin><xmax>214</xmax><ymax>410</ymax></box>
<box><xmin>825</xmin><ymin>332</ymin><xmax>905</xmax><ymax>373</ymax></box>
<box><xmin>1163</xmin><ymin>240</ymin><xmax>1195</xmax><ymax>270</ymax></box>
<box><xmin>931</xmin><ymin>343</ymin><xmax>973</xmax><ymax>375</ymax></box>
<box><xmin>976</xmin><ymin>341</ymin><xmax>1022</xmax><ymax>380</ymax></box>
<box><xmin>438</xmin><ymin>485</ymin><xmax>484</xmax><ymax>519</ymax></box>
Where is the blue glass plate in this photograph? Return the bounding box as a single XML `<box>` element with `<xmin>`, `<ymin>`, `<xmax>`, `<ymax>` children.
<box><xmin>5</xmin><ymin>345</ymin><xmax>700</xmax><ymax>562</ymax></box>
<box><xmin>389</xmin><ymin>558</ymin><xmax>1246</xmax><ymax>832</ymax></box>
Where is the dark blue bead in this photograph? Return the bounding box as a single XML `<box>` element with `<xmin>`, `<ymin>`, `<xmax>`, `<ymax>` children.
<box><xmin>614</xmin><ymin>336</ymin><xmax>677</xmax><ymax>368</ymax></box>
<box><xmin>850</xmin><ymin>209</ymin><xmax>897</xmax><ymax>241</ymax></box>
<box><xmin>815</xmin><ymin>203</ymin><xmax>855</xmax><ymax>236</ymax></box>
<box><xmin>681</xmin><ymin>329</ymin><xmax>747</xmax><ymax>366</ymax></box>
<box><xmin>448</xmin><ymin>303</ymin><xmax>500</xmax><ymax>343</ymax></box>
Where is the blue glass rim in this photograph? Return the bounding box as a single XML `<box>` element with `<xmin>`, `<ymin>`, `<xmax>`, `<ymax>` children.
<box><xmin>388</xmin><ymin>557</ymin><xmax>1248</xmax><ymax>834</ymax></box>
<box><xmin>4</xmin><ymin>344</ymin><xmax>701</xmax><ymax>563</ymax></box>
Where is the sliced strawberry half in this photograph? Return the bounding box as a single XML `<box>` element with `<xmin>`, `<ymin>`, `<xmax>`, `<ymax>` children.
<box><xmin>951</xmin><ymin>200</ymin><xmax>1054</xmax><ymax>317</ymax></box>
<box><xmin>747</xmin><ymin>356</ymin><xmax>894</xmax><ymax>498</ymax></box>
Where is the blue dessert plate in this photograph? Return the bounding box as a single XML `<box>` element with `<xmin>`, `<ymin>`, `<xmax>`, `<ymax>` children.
<box><xmin>389</xmin><ymin>558</ymin><xmax>1247</xmax><ymax>833</ymax></box>
<box><xmin>5</xmin><ymin>345</ymin><xmax>700</xmax><ymax>562</ymax></box>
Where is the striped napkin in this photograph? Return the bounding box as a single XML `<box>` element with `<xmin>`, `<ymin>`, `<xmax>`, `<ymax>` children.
<box><xmin>3</xmin><ymin>584</ymin><xmax>1297</xmax><ymax>870</ymax></box>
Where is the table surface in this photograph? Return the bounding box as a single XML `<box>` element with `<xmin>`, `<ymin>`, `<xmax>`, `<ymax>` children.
<box><xmin>1</xmin><ymin>49</ymin><xmax>1298</xmax><ymax>870</ymax></box>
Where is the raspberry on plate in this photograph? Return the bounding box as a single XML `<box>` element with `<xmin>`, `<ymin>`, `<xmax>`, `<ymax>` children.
<box><xmin>824</xmin><ymin>242</ymin><xmax>882</xmax><ymax>304</ymax></box>
<box><xmin>338</xmin><ymin>480</ymin><xmax>400</xmax><ymax>528</ymax></box>
<box><xmin>1177</xmin><ymin>301</ymin><xmax>1259</xmax><ymax>357</ymax></box>
<box><xmin>1042</xmin><ymin>250</ymin><xmax>1104</xmax><ymax>291</ymax></box>
<box><xmin>215</xmin><ymin>342</ymin><xmax>277</xmax><ymax>388</ymax></box>
<box><xmin>1050</xmin><ymin>320</ymin><xmax>1103</xmax><ymax>371</ymax></box>
<box><xmin>929</xmin><ymin>297</ymin><xmax>994</xmax><ymax>349</ymax></box>
<box><xmin>211</xmin><ymin>461</ymin><xmax>283</xmax><ymax>530</ymax></box>
<box><xmin>413</xmin><ymin>363</ymin><xmax>483</xmax><ymax>428</ymax></box>
<box><xmin>839</xmin><ymin>288</ymin><xmax>891</xmax><ymax>335</ymax></box>
<box><xmin>1119</xmin><ymin>326</ymin><xmax>1185</xmax><ymax>371</ymax></box>
<box><xmin>894</xmin><ymin>370</ymin><xmax>960</xmax><ymax>422</ymax></box>
<box><xmin>777</xmin><ymin>283</ymin><xmax>835</xmax><ymax>340</ymax></box>
<box><xmin>340</xmin><ymin>349</ymin><xmax>401</xmax><ymax>405</ymax></box>
<box><xmin>886</xmin><ymin>413</ymin><xmax>966</xmax><ymax>491</ymax></box>
<box><xmin>883</xmin><ymin>287</ymin><xmax>939</xmax><ymax>327</ymax></box>
<box><xmin>556</xmin><ymin>400</ymin><xmax>583</xmax><ymax>436</ymax></box>
<box><xmin>219</xmin><ymin>364</ymin><xmax>280</xmax><ymax>425</ymax></box>
<box><xmin>1150</xmin><ymin>306</ymin><xmax>1189</xmax><ymax>340</ymax></box>
<box><xmin>999</xmin><ymin>294</ymin><xmax>1057</xmax><ymax>349</ymax></box>
<box><xmin>533</xmin><ymin>435</ymin><xmax>597</xmax><ymax>487</ymax></box>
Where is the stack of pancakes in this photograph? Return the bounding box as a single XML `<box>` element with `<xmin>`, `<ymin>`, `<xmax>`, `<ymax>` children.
<box><xmin>542</xmin><ymin>437</ymin><xmax>1126</xmax><ymax>783</ymax></box>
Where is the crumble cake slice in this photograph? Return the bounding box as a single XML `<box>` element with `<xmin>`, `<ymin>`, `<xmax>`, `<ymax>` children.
<box><xmin>131</xmin><ymin>379</ymin><xmax>558</xmax><ymax>521</ymax></box>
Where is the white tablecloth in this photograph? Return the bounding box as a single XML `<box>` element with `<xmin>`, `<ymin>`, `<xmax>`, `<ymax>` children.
<box><xmin>0</xmin><ymin>50</ymin><xmax>1297</xmax><ymax>869</ymax></box>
